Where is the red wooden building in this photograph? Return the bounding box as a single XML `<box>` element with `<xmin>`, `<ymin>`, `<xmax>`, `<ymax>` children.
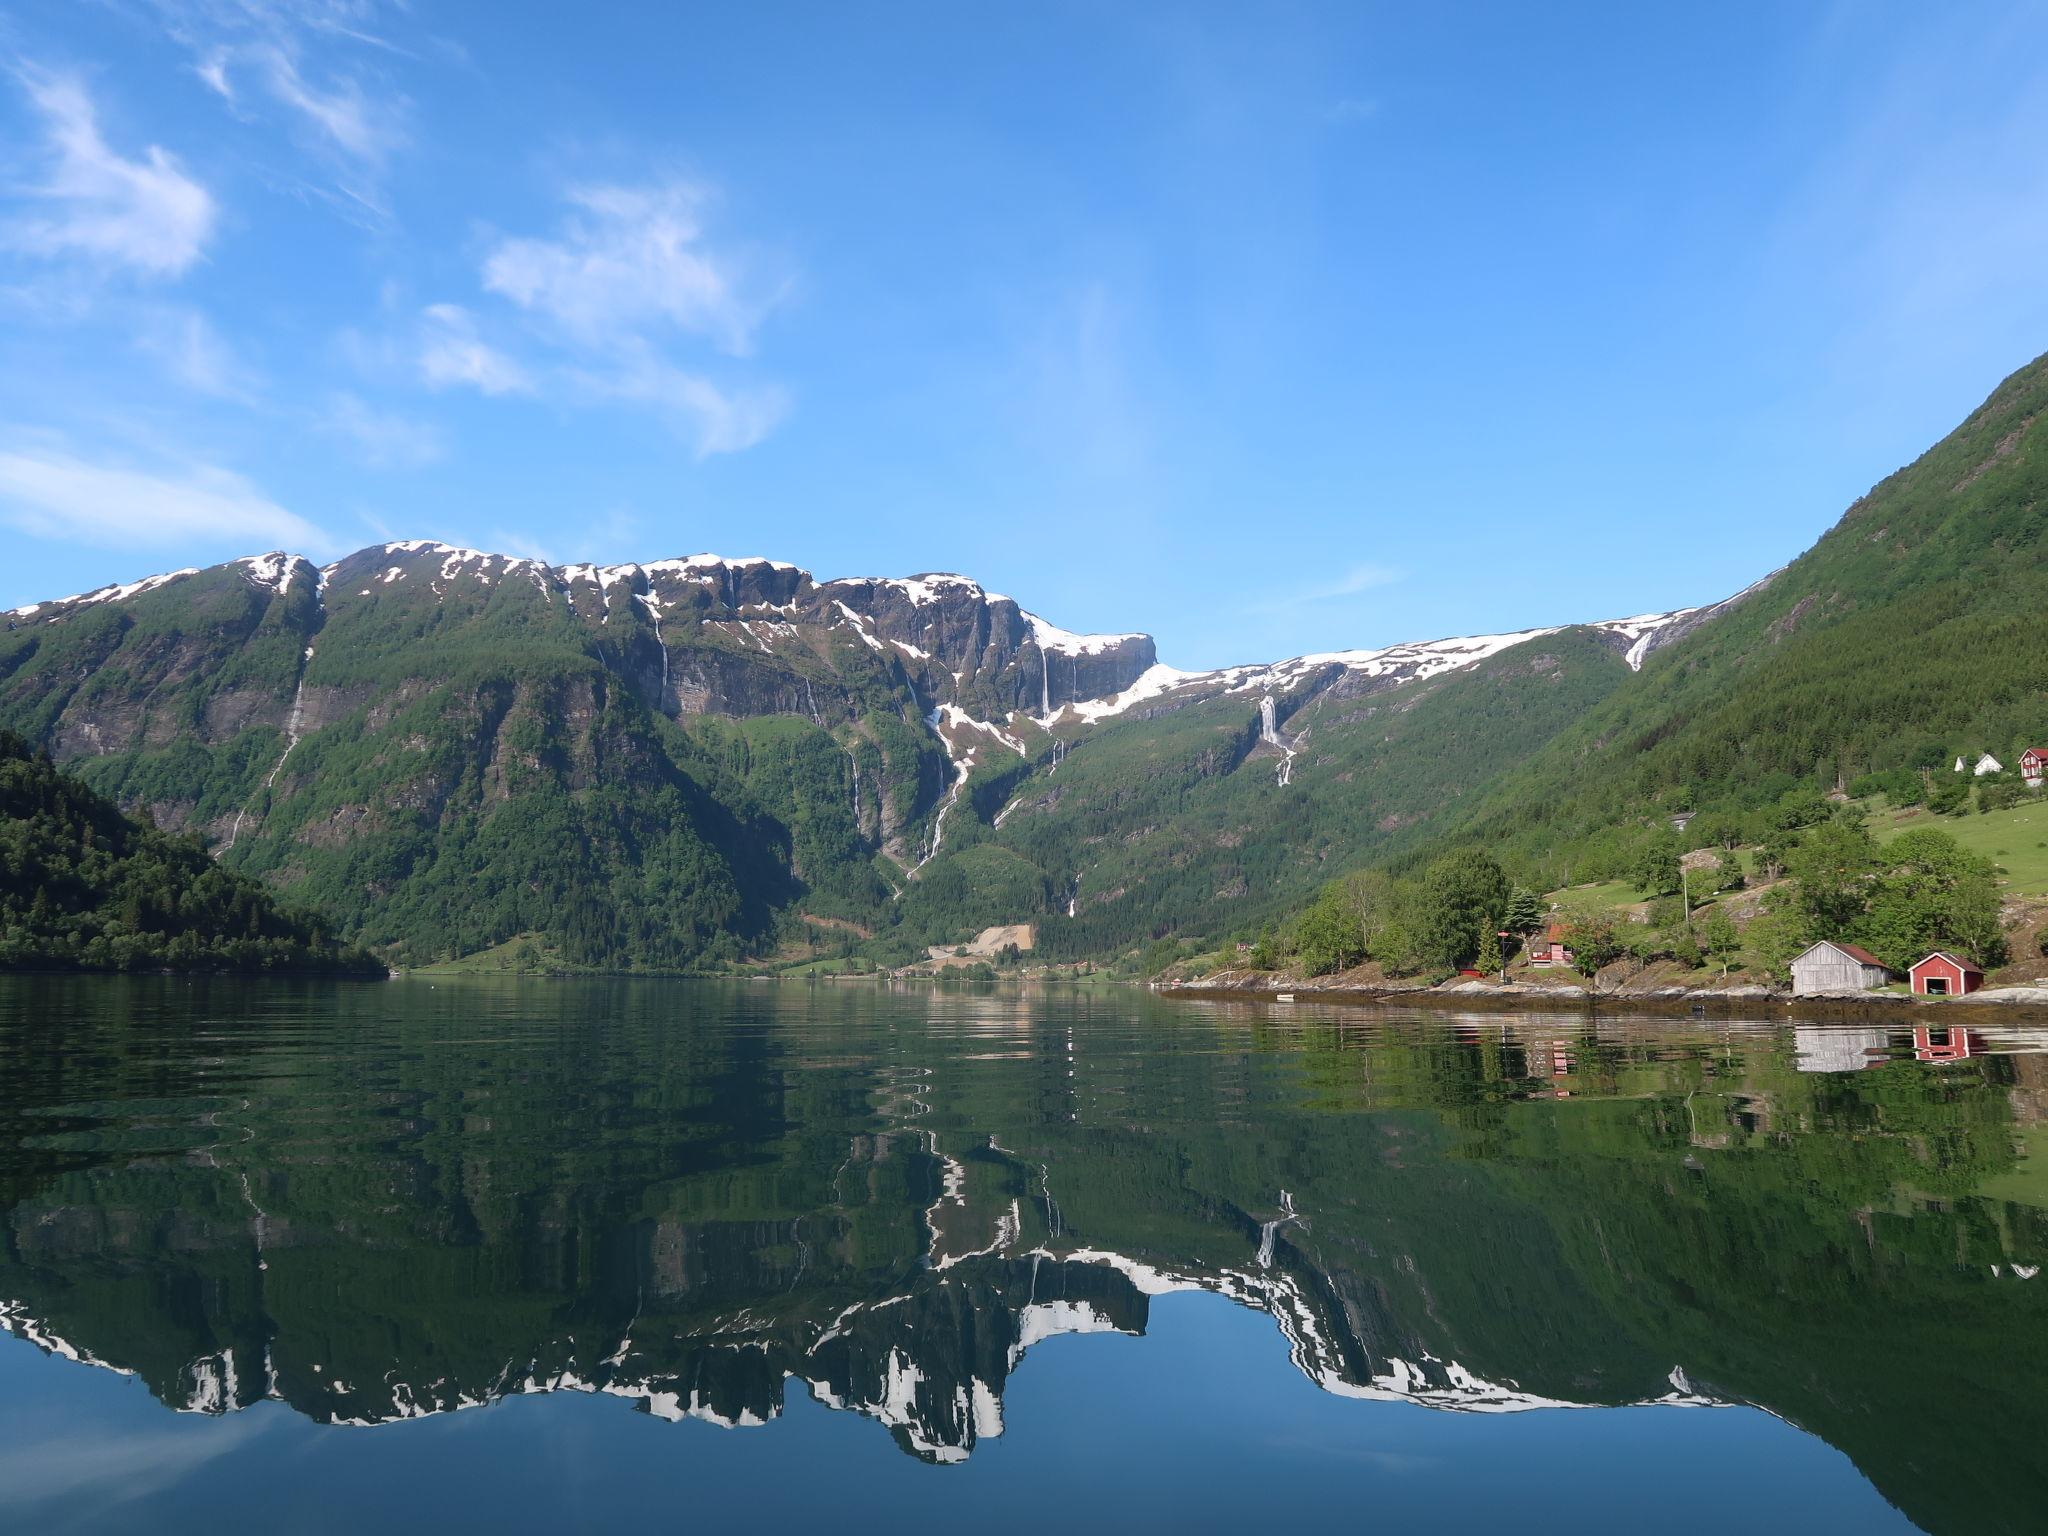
<box><xmin>1526</xmin><ymin>923</ymin><xmax>1575</xmax><ymax>968</ymax></box>
<box><xmin>1908</xmin><ymin>951</ymin><xmax>1984</xmax><ymax>997</ymax></box>
<box><xmin>2022</xmin><ymin>748</ymin><xmax>2048</xmax><ymax>787</ymax></box>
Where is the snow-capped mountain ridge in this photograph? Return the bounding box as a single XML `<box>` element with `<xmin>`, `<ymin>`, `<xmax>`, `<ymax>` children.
<box><xmin>6</xmin><ymin>539</ymin><xmax>1756</xmax><ymax>716</ymax></box>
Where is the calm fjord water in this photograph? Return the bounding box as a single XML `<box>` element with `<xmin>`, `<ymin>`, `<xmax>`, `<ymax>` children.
<box><xmin>1</xmin><ymin>979</ymin><xmax>2044</xmax><ymax>1534</ymax></box>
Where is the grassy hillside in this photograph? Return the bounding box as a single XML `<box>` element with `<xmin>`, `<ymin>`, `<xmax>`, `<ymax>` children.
<box><xmin>1872</xmin><ymin>794</ymin><xmax>2048</xmax><ymax>898</ymax></box>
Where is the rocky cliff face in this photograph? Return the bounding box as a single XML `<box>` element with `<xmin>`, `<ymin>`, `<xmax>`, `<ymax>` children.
<box><xmin>1</xmin><ymin>538</ymin><xmax>1765</xmax><ymax>965</ymax></box>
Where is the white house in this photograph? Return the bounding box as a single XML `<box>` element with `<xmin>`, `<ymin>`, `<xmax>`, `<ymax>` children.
<box><xmin>1974</xmin><ymin>753</ymin><xmax>2004</xmax><ymax>777</ymax></box>
<box><xmin>1789</xmin><ymin>940</ymin><xmax>1894</xmax><ymax>997</ymax></box>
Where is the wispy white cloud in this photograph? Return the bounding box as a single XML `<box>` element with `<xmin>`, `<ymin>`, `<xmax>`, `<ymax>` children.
<box><xmin>5</xmin><ymin>68</ymin><xmax>216</xmax><ymax>279</ymax></box>
<box><xmin>482</xmin><ymin>179</ymin><xmax>779</xmax><ymax>356</ymax></box>
<box><xmin>134</xmin><ymin>306</ymin><xmax>256</xmax><ymax>399</ymax></box>
<box><xmin>140</xmin><ymin>0</ymin><xmax>410</xmax><ymax>213</ymax></box>
<box><xmin>418</xmin><ymin>303</ymin><xmax>533</xmax><ymax>396</ymax></box>
<box><xmin>320</xmin><ymin>391</ymin><xmax>442</xmax><ymax>466</ymax></box>
<box><xmin>1020</xmin><ymin>278</ymin><xmax>1156</xmax><ymax>486</ymax></box>
<box><xmin>458</xmin><ymin>175</ymin><xmax>792</xmax><ymax>455</ymax></box>
<box><xmin>255</xmin><ymin>43</ymin><xmax>403</xmax><ymax>176</ymax></box>
<box><xmin>1247</xmin><ymin>561</ymin><xmax>1404</xmax><ymax>614</ymax></box>
<box><xmin>0</xmin><ymin>443</ymin><xmax>328</xmax><ymax>551</ymax></box>
<box><xmin>1303</xmin><ymin>562</ymin><xmax>1403</xmax><ymax>600</ymax></box>
<box><xmin>578</xmin><ymin>353</ymin><xmax>789</xmax><ymax>458</ymax></box>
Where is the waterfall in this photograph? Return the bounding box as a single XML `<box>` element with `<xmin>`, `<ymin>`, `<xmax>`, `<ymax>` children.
<box><xmin>846</xmin><ymin>746</ymin><xmax>863</xmax><ymax>836</ymax></box>
<box><xmin>1256</xmin><ymin>1190</ymin><xmax>1297</xmax><ymax>1270</ymax></box>
<box><xmin>224</xmin><ymin>641</ymin><xmax>316</xmax><ymax>853</ymax></box>
<box><xmin>1040</xmin><ymin>646</ymin><xmax>1051</xmax><ymax>717</ymax></box>
<box><xmin>911</xmin><ymin>709</ymin><xmax>971</xmax><ymax>872</ymax></box>
<box><xmin>1258</xmin><ymin>696</ymin><xmax>1297</xmax><ymax>788</ymax></box>
<box><xmin>642</xmin><ymin>593</ymin><xmax>670</xmax><ymax>712</ymax></box>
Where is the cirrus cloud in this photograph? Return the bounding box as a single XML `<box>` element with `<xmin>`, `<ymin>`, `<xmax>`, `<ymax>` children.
<box><xmin>5</xmin><ymin>68</ymin><xmax>216</xmax><ymax>279</ymax></box>
<box><xmin>481</xmin><ymin>179</ymin><xmax>780</xmax><ymax>357</ymax></box>
<box><xmin>0</xmin><ymin>444</ymin><xmax>328</xmax><ymax>552</ymax></box>
<box><xmin>418</xmin><ymin>303</ymin><xmax>533</xmax><ymax>396</ymax></box>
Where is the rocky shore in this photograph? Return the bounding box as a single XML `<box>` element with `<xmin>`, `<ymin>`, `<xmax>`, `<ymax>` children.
<box><xmin>1162</xmin><ymin>967</ymin><xmax>2048</xmax><ymax>1015</ymax></box>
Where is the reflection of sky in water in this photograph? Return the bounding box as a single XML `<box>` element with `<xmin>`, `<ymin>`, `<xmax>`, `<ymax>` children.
<box><xmin>1</xmin><ymin>977</ymin><xmax>2044</xmax><ymax>1534</ymax></box>
<box><xmin>1</xmin><ymin>1298</ymin><xmax>1915</xmax><ymax>1535</ymax></box>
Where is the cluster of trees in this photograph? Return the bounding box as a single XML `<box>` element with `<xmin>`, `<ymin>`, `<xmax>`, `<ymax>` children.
<box><xmin>0</xmin><ymin>732</ymin><xmax>379</xmax><ymax>974</ymax></box>
<box><xmin>1262</xmin><ymin>849</ymin><xmax>1549</xmax><ymax>979</ymax></box>
<box><xmin>1748</xmin><ymin>818</ymin><xmax>2006</xmax><ymax>974</ymax></box>
<box><xmin>1255</xmin><ymin>784</ymin><xmax>2007</xmax><ymax>985</ymax></box>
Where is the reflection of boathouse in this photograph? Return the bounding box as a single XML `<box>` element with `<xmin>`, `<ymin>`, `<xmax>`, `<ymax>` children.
<box><xmin>1793</xmin><ymin>1026</ymin><xmax>1888</xmax><ymax>1074</ymax></box>
<box><xmin>1912</xmin><ymin>1026</ymin><xmax>1982</xmax><ymax>1065</ymax></box>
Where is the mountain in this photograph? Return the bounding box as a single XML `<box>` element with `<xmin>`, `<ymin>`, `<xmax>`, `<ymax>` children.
<box><xmin>0</xmin><ymin>731</ymin><xmax>379</xmax><ymax>974</ymax></box>
<box><xmin>0</xmin><ymin>530</ymin><xmax>1731</xmax><ymax>967</ymax></box>
<box><xmin>7</xmin><ymin>349</ymin><xmax>2040</xmax><ymax>968</ymax></box>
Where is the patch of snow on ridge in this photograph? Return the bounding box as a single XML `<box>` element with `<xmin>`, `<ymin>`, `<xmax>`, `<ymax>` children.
<box><xmin>10</xmin><ymin>567</ymin><xmax>199</xmax><ymax>618</ymax></box>
<box><xmin>1594</xmin><ymin>609</ymin><xmax>1699</xmax><ymax>671</ymax></box>
<box><xmin>1023</xmin><ymin>611</ymin><xmax>1145</xmax><ymax>656</ymax></box>
<box><xmin>933</xmin><ymin>703</ymin><xmax>1026</xmax><ymax>757</ymax></box>
<box><xmin>1013</xmin><ymin>1299</ymin><xmax>1120</xmax><ymax>1355</ymax></box>
<box><xmin>235</xmin><ymin>552</ymin><xmax>311</xmax><ymax>595</ymax></box>
<box><xmin>1066</xmin><ymin>663</ymin><xmax>1200</xmax><ymax>723</ymax></box>
<box><xmin>863</xmin><ymin>573</ymin><xmax>985</xmax><ymax>606</ymax></box>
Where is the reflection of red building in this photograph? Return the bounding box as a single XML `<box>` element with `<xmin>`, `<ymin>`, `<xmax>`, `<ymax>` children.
<box><xmin>1912</xmin><ymin>1026</ymin><xmax>1982</xmax><ymax>1064</ymax></box>
<box><xmin>1544</xmin><ymin>1040</ymin><xmax>1575</xmax><ymax>1097</ymax></box>
<box><xmin>1909</xmin><ymin>952</ymin><xmax>1985</xmax><ymax>997</ymax></box>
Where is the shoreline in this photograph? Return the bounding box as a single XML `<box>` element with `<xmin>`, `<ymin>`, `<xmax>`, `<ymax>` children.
<box><xmin>1158</xmin><ymin>973</ymin><xmax>2048</xmax><ymax>1019</ymax></box>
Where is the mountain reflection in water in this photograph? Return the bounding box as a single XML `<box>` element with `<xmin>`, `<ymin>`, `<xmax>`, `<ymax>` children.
<box><xmin>2</xmin><ymin>978</ymin><xmax>2046</xmax><ymax>1534</ymax></box>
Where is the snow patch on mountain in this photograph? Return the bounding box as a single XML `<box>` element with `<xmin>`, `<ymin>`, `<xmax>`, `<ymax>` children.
<box><xmin>1024</xmin><ymin>611</ymin><xmax>1146</xmax><ymax>656</ymax></box>
<box><xmin>10</xmin><ymin>567</ymin><xmax>199</xmax><ymax>618</ymax></box>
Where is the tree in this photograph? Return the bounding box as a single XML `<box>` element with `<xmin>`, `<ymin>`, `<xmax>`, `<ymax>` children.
<box><xmin>1296</xmin><ymin>883</ymin><xmax>1367</xmax><ymax>976</ymax></box>
<box><xmin>1503</xmin><ymin>885</ymin><xmax>1546</xmax><ymax>935</ymax></box>
<box><xmin>1859</xmin><ymin>827</ymin><xmax>2006</xmax><ymax>970</ymax></box>
<box><xmin>1250</xmin><ymin>923</ymin><xmax>1278</xmax><ymax>971</ymax></box>
<box><xmin>1631</xmin><ymin>838</ymin><xmax>1682</xmax><ymax>898</ymax></box>
<box><xmin>1560</xmin><ymin>915</ymin><xmax>1621</xmax><ymax>979</ymax></box>
<box><xmin>1928</xmin><ymin>777</ymin><xmax>1970</xmax><ymax>815</ymax></box>
<box><xmin>1787</xmin><ymin>820</ymin><xmax>1879</xmax><ymax>937</ymax></box>
<box><xmin>1412</xmin><ymin>848</ymin><xmax>1511</xmax><ymax>970</ymax></box>
<box><xmin>1476</xmin><ymin>925</ymin><xmax>1503</xmax><ymax>977</ymax></box>
<box><xmin>1700</xmin><ymin>906</ymin><xmax>1739</xmax><ymax>975</ymax></box>
<box><xmin>1744</xmin><ymin>904</ymin><xmax>1810</xmax><ymax>979</ymax></box>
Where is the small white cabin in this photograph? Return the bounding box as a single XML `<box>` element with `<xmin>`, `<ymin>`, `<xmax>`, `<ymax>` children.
<box><xmin>1789</xmin><ymin>940</ymin><xmax>1894</xmax><ymax>997</ymax></box>
<box><xmin>1974</xmin><ymin>753</ymin><xmax>2004</xmax><ymax>777</ymax></box>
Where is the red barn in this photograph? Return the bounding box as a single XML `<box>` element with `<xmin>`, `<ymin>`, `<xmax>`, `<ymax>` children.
<box><xmin>1909</xmin><ymin>951</ymin><xmax>1984</xmax><ymax>997</ymax></box>
<box><xmin>2023</xmin><ymin>748</ymin><xmax>2048</xmax><ymax>787</ymax></box>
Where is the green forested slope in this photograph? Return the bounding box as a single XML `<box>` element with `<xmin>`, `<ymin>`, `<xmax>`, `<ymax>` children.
<box><xmin>981</xmin><ymin>627</ymin><xmax>1634</xmax><ymax>958</ymax></box>
<box><xmin>0</xmin><ymin>732</ymin><xmax>379</xmax><ymax>973</ymax></box>
<box><xmin>1414</xmin><ymin>350</ymin><xmax>2048</xmax><ymax>889</ymax></box>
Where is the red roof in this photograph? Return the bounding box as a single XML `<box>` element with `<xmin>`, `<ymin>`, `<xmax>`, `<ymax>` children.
<box><xmin>1911</xmin><ymin>951</ymin><xmax>1984</xmax><ymax>976</ymax></box>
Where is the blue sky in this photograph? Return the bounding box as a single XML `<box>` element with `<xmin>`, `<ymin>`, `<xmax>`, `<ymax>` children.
<box><xmin>3</xmin><ymin>2</ymin><xmax>2047</xmax><ymax>668</ymax></box>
